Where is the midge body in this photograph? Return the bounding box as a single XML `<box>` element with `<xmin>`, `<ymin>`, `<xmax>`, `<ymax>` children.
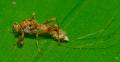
<box><xmin>12</xmin><ymin>17</ymin><xmax>69</xmax><ymax>47</ymax></box>
<box><xmin>12</xmin><ymin>13</ymin><xmax>107</xmax><ymax>49</ymax></box>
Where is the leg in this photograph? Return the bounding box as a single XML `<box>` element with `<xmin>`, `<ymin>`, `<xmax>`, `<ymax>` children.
<box><xmin>35</xmin><ymin>33</ymin><xmax>40</xmax><ymax>52</ymax></box>
<box><xmin>32</xmin><ymin>12</ymin><xmax>36</xmax><ymax>19</ymax></box>
<box><xmin>75</xmin><ymin>29</ymin><xmax>104</xmax><ymax>40</ymax></box>
<box><xmin>60</xmin><ymin>29</ymin><xmax>105</xmax><ymax>49</ymax></box>
<box><xmin>56</xmin><ymin>29</ymin><xmax>61</xmax><ymax>45</ymax></box>
<box><xmin>43</xmin><ymin>17</ymin><xmax>56</xmax><ymax>24</ymax></box>
<box><xmin>17</xmin><ymin>32</ymin><xmax>24</xmax><ymax>48</ymax></box>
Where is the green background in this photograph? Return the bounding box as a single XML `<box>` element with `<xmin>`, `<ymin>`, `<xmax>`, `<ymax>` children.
<box><xmin>0</xmin><ymin>0</ymin><xmax>120</xmax><ymax>62</ymax></box>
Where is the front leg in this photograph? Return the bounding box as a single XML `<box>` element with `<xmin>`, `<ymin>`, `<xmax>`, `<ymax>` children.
<box><xmin>17</xmin><ymin>32</ymin><xmax>24</xmax><ymax>48</ymax></box>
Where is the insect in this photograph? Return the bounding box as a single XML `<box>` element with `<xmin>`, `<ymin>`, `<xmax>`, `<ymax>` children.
<box><xmin>12</xmin><ymin>14</ymin><xmax>69</xmax><ymax>48</ymax></box>
<box><xmin>12</xmin><ymin>13</ymin><xmax>113</xmax><ymax>50</ymax></box>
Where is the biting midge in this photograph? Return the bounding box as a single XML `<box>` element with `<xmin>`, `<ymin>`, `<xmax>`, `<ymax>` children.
<box><xmin>13</xmin><ymin>13</ymin><xmax>110</xmax><ymax>49</ymax></box>
<box><xmin>12</xmin><ymin>15</ymin><xmax>69</xmax><ymax>48</ymax></box>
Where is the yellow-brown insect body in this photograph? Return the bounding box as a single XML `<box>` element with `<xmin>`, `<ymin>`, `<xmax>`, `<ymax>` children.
<box><xmin>12</xmin><ymin>17</ymin><xmax>69</xmax><ymax>47</ymax></box>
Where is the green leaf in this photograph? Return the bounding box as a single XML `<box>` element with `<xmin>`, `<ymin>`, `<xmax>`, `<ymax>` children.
<box><xmin>0</xmin><ymin>0</ymin><xmax>120</xmax><ymax>62</ymax></box>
